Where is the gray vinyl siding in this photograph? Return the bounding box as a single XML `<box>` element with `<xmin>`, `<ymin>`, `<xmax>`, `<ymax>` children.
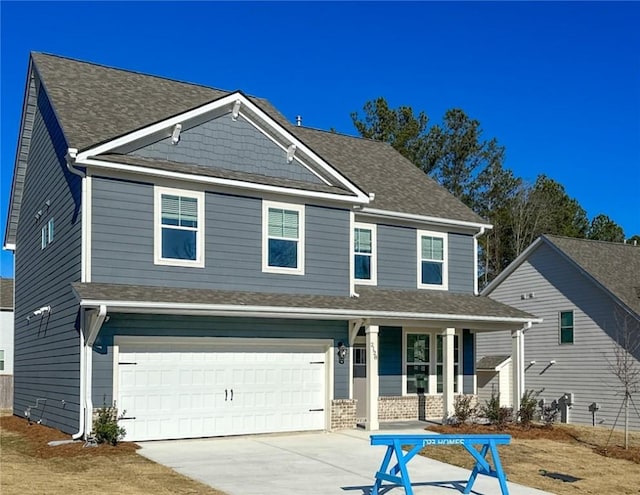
<box><xmin>448</xmin><ymin>233</ymin><xmax>474</xmax><ymax>294</ymax></box>
<box><xmin>377</xmin><ymin>225</ymin><xmax>416</xmax><ymax>289</ymax></box>
<box><xmin>92</xmin><ymin>315</ymin><xmax>349</xmax><ymax>403</ymax></box>
<box><xmin>375</xmin><ymin>226</ymin><xmax>474</xmax><ymax>293</ymax></box>
<box><xmin>477</xmin><ymin>242</ymin><xmax>640</xmax><ymax>430</ymax></box>
<box><xmin>13</xmin><ymin>84</ymin><xmax>82</xmax><ymax>434</ymax></box>
<box><xmin>379</xmin><ymin>326</ymin><xmax>403</xmax><ymax>396</ymax></box>
<box><xmin>91</xmin><ymin>177</ymin><xmax>350</xmax><ymax>295</ymax></box>
<box><xmin>131</xmin><ymin>113</ymin><xmax>322</xmax><ymax>184</ymax></box>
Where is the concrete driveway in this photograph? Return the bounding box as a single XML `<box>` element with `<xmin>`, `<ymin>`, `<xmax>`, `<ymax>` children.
<box><xmin>138</xmin><ymin>425</ymin><xmax>554</xmax><ymax>495</ymax></box>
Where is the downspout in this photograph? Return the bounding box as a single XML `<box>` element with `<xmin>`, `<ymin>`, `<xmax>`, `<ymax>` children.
<box><xmin>72</xmin><ymin>305</ymin><xmax>107</xmax><ymax>440</ymax></box>
<box><xmin>65</xmin><ymin>148</ymin><xmax>85</xmax><ymax>178</ymax></box>
<box><xmin>473</xmin><ymin>226</ymin><xmax>486</xmax><ymax>295</ymax></box>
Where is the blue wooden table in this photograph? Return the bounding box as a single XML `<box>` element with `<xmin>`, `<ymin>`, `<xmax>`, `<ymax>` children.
<box><xmin>370</xmin><ymin>433</ymin><xmax>511</xmax><ymax>495</ymax></box>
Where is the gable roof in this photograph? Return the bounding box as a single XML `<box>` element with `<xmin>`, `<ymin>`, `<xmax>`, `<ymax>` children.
<box><xmin>476</xmin><ymin>355</ymin><xmax>511</xmax><ymax>371</ymax></box>
<box><xmin>484</xmin><ymin>235</ymin><xmax>640</xmax><ymax>317</ymax></box>
<box><xmin>5</xmin><ymin>52</ymin><xmax>486</xmax><ymax>248</ymax></box>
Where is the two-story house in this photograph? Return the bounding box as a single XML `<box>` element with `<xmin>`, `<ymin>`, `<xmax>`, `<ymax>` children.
<box><xmin>477</xmin><ymin>235</ymin><xmax>640</xmax><ymax>431</ymax></box>
<box><xmin>4</xmin><ymin>53</ymin><xmax>539</xmax><ymax>441</ymax></box>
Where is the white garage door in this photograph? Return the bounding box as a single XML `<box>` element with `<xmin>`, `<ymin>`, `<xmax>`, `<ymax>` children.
<box><xmin>116</xmin><ymin>340</ymin><xmax>328</xmax><ymax>441</ymax></box>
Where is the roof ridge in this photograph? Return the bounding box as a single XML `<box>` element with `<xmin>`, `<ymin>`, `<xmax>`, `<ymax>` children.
<box><xmin>296</xmin><ymin>124</ymin><xmax>395</xmax><ymax>146</ymax></box>
<box><xmin>544</xmin><ymin>234</ymin><xmax>639</xmax><ymax>248</ymax></box>
<box><xmin>31</xmin><ymin>51</ymin><xmax>244</xmax><ymax>98</ymax></box>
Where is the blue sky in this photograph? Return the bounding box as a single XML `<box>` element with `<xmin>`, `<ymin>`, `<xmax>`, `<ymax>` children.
<box><xmin>1</xmin><ymin>1</ymin><xmax>639</xmax><ymax>277</ymax></box>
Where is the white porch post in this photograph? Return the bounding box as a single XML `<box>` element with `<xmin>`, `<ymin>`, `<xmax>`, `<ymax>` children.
<box><xmin>442</xmin><ymin>327</ymin><xmax>455</xmax><ymax>422</ymax></box>
<box><xmin>365</xmin><ymin>324</ymin><xmax>379</xmax><ymax>430</ymax></box>
<box><xmin>511</xmin><ymin>328</ymin><xmax>525</xmax><ymax>415</ymax></box>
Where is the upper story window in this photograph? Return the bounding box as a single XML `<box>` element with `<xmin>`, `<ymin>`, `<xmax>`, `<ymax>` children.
<box><xmin>354</xmin><ymin>223</ymin><xmax>376</xmax><ymax>285</ymax></box>
<box><xmin>262</xmin><ymin>200</ymin><xmax>304</xmax><ymax>275</ymax></box>
<box><xmin>559</xmin><ymin>310</ymin><xmax>574</xmax><ymax>344</ymax></box>
<box><xmin>417</xmin><ymin>230</ymin><xmax>448</xmax><ymax>290</ymax></box>
<box><xmin>41</xmin><ymin>217</ymin><xmax>54</xmax><ymax>250</ymax></box>
<box><xmin>154</xmin><ymin>186</ymin><xmax>205</xmax><ymax>267</ymax></box>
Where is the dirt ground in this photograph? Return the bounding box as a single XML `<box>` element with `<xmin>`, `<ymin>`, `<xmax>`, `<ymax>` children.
<box><xmin>425</xmin><ymin>422</ymin><xmax>640</xmax><ymax>495</ymax></box>
<box><xmin>0</xmin><ymin>415</ymin><xmax>226</xmax><ymax>495</ymax></box>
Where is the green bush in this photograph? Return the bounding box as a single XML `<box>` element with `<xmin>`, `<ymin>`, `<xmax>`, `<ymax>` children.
<box><xmin>93</xmin><ymin>403</ymin><xmax>126</xmax><ymax>446</ymax></box>
<box><xmin>451</xmin><ymin>395</ymin><xmax>477</xmax><ymax>425</ymax></box>
<box><xmin>518</xmin><ymin>389</ymin><xmax>539</xmax><ymax>427</ymax></box>
<box><xmin>480</xmin><ymin>392</ymin><xmax>511</xmax><ymax>430</ymax></box>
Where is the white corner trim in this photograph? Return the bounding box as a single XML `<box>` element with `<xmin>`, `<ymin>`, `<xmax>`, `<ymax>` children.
<box><xmin>80</xmin><ymin>157</ymin><xmax>364</xmax><ymax>205</ymax></box>
<box><xmin>262</xmin><ymin>200</ymin><xmax>305</xmax><ymax>275</ymax></box>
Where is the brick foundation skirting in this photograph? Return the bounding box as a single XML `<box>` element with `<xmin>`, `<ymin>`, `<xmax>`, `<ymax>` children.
<box><xmin>330</xmin><ymin>399</ymin><xmax>357</xmax><ymax>430</ymax></box>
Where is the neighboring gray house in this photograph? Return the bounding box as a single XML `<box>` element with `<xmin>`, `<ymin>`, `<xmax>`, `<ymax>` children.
<box><xmin>4</xmin><ymin>52</ymin><xmax>538</xmax><ymax>441</ymax></box>
<box><xmin>477</xmin><ymin>235</ymin><xmax>640</xmax><ymax>430</ymax></box>
<box><xmin>0</xmin><ymin>278</ymin><xmax>14</xmax><ymax>408</ymax></box>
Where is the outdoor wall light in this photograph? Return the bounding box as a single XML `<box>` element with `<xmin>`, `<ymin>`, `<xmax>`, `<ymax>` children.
<box><xmin>337</xmin><ymin>341</ymin><xmax>347</xmax><ymax>364</ymax></box>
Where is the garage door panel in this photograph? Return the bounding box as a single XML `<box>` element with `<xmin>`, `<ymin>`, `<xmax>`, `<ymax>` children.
<box><xmin>117</xmin><ymin>343</ymin><xmax>327</xmax><ymax>441</ymax></box>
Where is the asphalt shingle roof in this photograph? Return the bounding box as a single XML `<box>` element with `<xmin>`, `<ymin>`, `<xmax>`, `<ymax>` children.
<box><xmin>29</xmin><ymin>52</ymin><xmax>484</xmax><ymax>224</ymax></box>
<box><xmin>476</xmin><ymin>355</ymin><xmax>511</xmax><ymax>370</ymax></box>
<box><xmin>544</xmin><ymin>235</ymin><xmax>640</xmax><ymax>315</ymax></box>
<box><xmin>71</xmin><ymin>282</ymin><xmax>536</xmax><ymax>322</ymax></box>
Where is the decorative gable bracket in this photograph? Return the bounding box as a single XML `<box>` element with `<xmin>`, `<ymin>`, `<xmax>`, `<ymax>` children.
<box><xmin>287</xmin><ymin>144</ymin><xmax>297</xmax><ymax>163</ymax></box>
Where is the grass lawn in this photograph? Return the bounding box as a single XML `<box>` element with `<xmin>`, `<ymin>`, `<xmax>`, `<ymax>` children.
<box><xmin>424</xmin><ymin>422</ymin><xmax>640</xmax><ymax>495</ymax></box>
<box><xmin>0</xmin><ymin>415</ymin><xmax>226</xmax><ymax>495</ymax></box>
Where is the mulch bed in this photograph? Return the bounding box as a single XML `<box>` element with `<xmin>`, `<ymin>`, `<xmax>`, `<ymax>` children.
<box><xmin>0</xmin><ymin>415</ymin><xmax>139</xmax><ymax>458</ymax></box>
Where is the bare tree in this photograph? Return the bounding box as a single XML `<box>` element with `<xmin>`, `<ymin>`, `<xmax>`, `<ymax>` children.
<box><xmin>607</xmin><ymin>309</ymin><xmax>640</xmax><ymax>449</ymax></box>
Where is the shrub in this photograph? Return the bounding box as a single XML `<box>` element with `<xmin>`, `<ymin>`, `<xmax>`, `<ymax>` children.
<box><xmin>93</xmin><ymin>403</ymin><xmax>126</xmax><ymax>446</ymax></box>
<box><xmin>540</xmin><ymin>401</ymin><xmax>559</xmax><ymax>427</ymax></box>
<box><xmin>518</xmin><ymin>389</ymin><xmax>539</xmax><ymax>427</ymax></box>
<box><xmin>451</xmin><ymin>395</ymin><xmax>477</xmax><ymax>425</ymax></box>
<box><xmin>480</xmin><ymin>392</ymin><xmax>511</xmax><ymax>430</ymax></box>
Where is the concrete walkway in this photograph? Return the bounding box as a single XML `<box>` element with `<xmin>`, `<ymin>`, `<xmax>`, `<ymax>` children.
<box><xmin>138</xmin><ymin>425</ymin><xmax>555</xmax><ymax>495</ymax></box>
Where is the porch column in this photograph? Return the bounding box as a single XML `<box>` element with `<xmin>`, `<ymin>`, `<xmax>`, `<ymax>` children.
<box><xmin>511</xmin><ymin>328</ymin><xmax>525</xmax><ymax>415</ymax></box>
<box><xmin>442</xmin><ymin>327</ymin><xmax>455</xmax><ymax>422</ymax></box>
<box><xmin>365</xmin><ymin>324</ymin><xmax>379</xmax><ymax>430</ymax></box>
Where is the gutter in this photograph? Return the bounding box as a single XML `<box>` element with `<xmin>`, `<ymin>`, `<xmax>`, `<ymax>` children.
<box><xmin>65</xmin><ymin>148</ymin><xmax>85</xmax><ymax>178</ymax></box>
<box><xmin>71</xmin><ymin>326</ymin><xmax>86</xmax><ymax>440</ymax></box>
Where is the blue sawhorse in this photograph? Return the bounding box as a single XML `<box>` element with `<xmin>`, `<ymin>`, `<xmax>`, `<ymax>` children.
<box><xmin>370</xmin><ymin>433</ymin><xmax>511</xmax><ymax>495</ymax></box>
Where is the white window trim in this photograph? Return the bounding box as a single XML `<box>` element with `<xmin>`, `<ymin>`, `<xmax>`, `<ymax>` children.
<box><xmin>558</xmin><ymin>310</ymin><xmax>575</xmax><ymax>345</ymax></box>
<box><xmin>262</xmin><ymin>200</ymin><xmax>305</xmax><ymax>275</ymax></box>
<box><xmin>41</xmin><ymin>225</ymin><xmax>47</xmax><ymax>250</ymax></box>
<box><xmin>402</xmin><ymin>328</ymin><xmax>462</xmax><ymax>396</ymax></box>
<box><xmin>353</xmin><ymin>222</ymin><xmax>377</xmax><ymax>286</ymax></box>
<box><xmin>47</xmin><ymin>218</ymin><xmax>54</xmax><ymax>244</ymax></box>
<box><xmin>417</xmin><ymin>230</ymin><xmax>448</xmax><ymax>290</ymax></box>
<box><xmin>154</xmin><ymin>186</ymin><xmax>205</xmax><ymax>268</ymax></box>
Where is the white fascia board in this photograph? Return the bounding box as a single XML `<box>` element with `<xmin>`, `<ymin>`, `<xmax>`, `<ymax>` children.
<box><xmin>80</xmin><ymin>158</ymin><xmax>365</xmax><ymax>205</ymax></box>
<box><xmin>359</xmin><ymin>207</ymin><xmax>492</xmax><ymax>231</ymax></box>
<box><xmin>75</xmin><ymin>92</ymin><xmax>369</xmax><ymax>203</ymax></box>
<box><xmin>481</xmin><ymin>236</ymin><xmax>545</xmax><ymax>296</ymax></box>
<box><xmin>3</xmin><ymin>243</ymin><xmax>16</xmax><ymax>251</ymax></box>
<box><xmin>78</xmin><ymin>299</ymin><xmax>541</xmax><ymax>325</ymax></box>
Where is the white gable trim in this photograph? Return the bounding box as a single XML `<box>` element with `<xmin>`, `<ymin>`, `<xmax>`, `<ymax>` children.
<box><xmin>79</xmin><ymin>158</ymin><xmax>362</xmax><ymax>205</ymax></box>
<box><xmin>75</xmin><ymin>92</ymin><xmax>369</xmax><ymax>203</ymax></box>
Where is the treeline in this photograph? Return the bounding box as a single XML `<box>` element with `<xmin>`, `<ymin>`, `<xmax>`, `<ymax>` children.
<box><xmin>351</xmin><ymin>98</ymin><xmax>638</xmax><ymax>287</ymax></box>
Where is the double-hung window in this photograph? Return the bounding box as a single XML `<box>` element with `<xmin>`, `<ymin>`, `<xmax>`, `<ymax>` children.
<box><xmin>353</xmin><ymin>223</ymin><xmax>376</xmax><ymax>285</ymax></box>
<box><xmin>417</xmin><ymin>230</ymin><xmax>448</xmax><ymax>290</ymax></box>
<box><xmin>154</xmin><ymin>186</ymin><xmax>205</xmax><ymax>267</ymax></box>
<box><xmin>262</xmin><ymin>201</ymin><xmax>304</xmax><ymax>274</ymax></box>
<box><xmin>559</xmin><ymin>310</ymin><xmax>574</xmax><ymax>344</ymax></box>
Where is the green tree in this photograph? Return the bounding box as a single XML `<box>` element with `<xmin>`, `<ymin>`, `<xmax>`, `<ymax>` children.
<box><xmin>351</xmin><ymin>97</ymin><xmax>430</xmax><ymax>170</ymax></box>
<box><xmin>587</xmin><ymin>214</ymin><xmax>625</xmax><ymax>242</ymax></box>
<box><xmin>627</xmin><ymin>234</ymin><xmax>640</xmax><ymax>246</ymax></box>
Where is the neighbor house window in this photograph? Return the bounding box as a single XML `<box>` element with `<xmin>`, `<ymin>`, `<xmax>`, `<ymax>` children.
<box><xmin>154</xmin><ymin>186</ymin><xmax>205</xmax><ymax>267</ymax></box>
<box><xmin>47</xmin><ymin>218</ymin><xmax>54</xmax><ymax>244</ymax></box>
<box><xmin>436</xmin><ymin>334</ymin><xmax>460</xmax><ymax>393</ymax></box>
<box><xmin>0</xmin><ymin>350</ymin><xmax>4</xmax><ymax>371</ymax></box>
<box><xmin>405</xmin><ymin>333</ymin><xmax>430</xmax><ymax>394</ymax></box>
<box><xmin>417</xmin><ymin>230</ymin><xmax>448</xmax><ymax>289</ymax></box>
<box><xmin>354</xmin><ymin>223</ymin><xmax>376</xmax><ymax>285</ymax></box>
<box><xmin>41</xmin><ymin>226</ymin><xmax>47</xmax><ymax>250</ymax></box>
<box><xmin>262</xmin><ymin>201</ymin><xmax>304</xmax><ymax>274</ymax></box>
<box><xmin>559</xmin><ymin>310</ymin><xmax>574</xmax><ymax>344</ymax></box>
